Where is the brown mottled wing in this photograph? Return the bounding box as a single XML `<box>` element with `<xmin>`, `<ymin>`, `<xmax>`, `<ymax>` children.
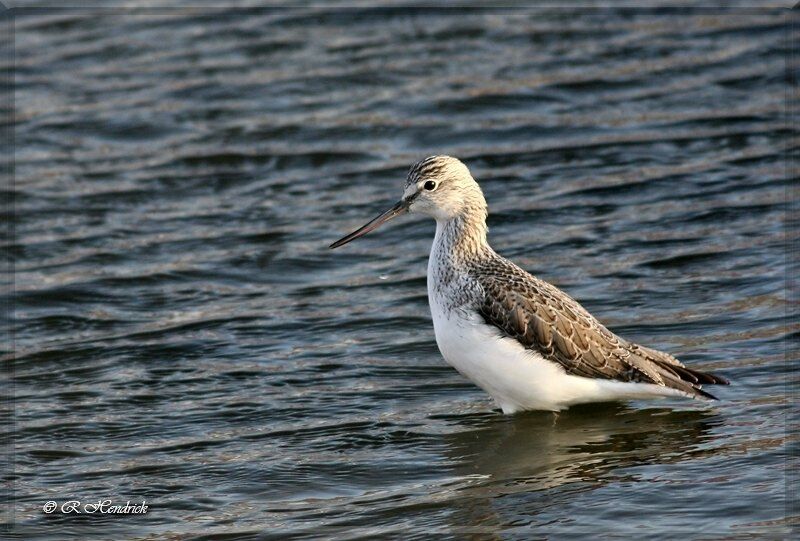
<box><xmin>476</xmin><ymin>263</ymin><xmax>728</xmax><ymax>398</ymax></box>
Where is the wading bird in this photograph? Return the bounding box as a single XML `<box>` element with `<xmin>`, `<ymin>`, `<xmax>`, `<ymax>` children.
<box><xmin>330</xmin><ymin>156</ymin><xmax>729</xmax><ymax>413</ymax></box>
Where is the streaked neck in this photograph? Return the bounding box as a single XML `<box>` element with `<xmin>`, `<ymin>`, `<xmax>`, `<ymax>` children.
<box><xmin>433</xmin><ymin>207</ymin><xmax>490</xmax><ymax>265</ymax></box>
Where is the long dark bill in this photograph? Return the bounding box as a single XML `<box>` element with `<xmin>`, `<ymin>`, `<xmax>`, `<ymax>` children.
<box><xmin>330</xmin><ymin>200</ymin><xmax>408</xmax><ymax>249</ymax></box>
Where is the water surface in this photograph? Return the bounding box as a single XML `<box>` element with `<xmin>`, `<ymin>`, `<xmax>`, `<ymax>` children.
<box><xmin>6</xmin><ymin>4</ymin><xmax>794</xmax><ymax>540</ymax></box>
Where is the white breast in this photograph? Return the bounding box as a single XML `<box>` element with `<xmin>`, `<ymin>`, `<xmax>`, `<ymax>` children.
<box><xmin>427</xmin><ymin>289</ymin><xmax>565</xmax><ymax>412</ymax></box>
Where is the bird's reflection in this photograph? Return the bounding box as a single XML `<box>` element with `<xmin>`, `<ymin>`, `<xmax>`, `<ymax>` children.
<box><xmin>437</xmin><ymin>403</ymin><xmax>723</xmax><ymax>537</ymax></box>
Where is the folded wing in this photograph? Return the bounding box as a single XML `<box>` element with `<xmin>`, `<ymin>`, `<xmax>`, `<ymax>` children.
<box><xmin>477</xmin><ymin>266</ymin><xmax>729</xmax><ymax>400</ymax></box>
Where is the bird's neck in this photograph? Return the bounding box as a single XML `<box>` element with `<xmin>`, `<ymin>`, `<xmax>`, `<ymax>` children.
<box><xmin>432</xmin><ymin>207</ymin><xmax>490</xmax><ymax>267</ymax></box>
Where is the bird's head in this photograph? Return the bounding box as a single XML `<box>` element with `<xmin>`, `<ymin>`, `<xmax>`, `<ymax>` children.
<box><xmin>330</xmin><ymin>155</ymin><xmax>486</xmax><ymax>249</ymax></box>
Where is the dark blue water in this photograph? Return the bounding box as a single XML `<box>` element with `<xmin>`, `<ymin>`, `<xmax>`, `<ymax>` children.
<box><xmin>6</xmin><ymin>5</ymin><xmax>795</xmax><ymax>540</ymax></box>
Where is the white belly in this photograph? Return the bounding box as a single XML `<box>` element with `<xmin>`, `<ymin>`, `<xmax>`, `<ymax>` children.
<box><xmin>428</xmin><ymin>295</ymin><xmax>688</xmax><ymax>413</ymax></box>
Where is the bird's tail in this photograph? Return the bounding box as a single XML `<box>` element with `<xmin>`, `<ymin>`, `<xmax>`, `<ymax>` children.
<box><xmin>653</xmin><ymin>359</ymin><xmax>730</xmax><ymax>400</ymax></box>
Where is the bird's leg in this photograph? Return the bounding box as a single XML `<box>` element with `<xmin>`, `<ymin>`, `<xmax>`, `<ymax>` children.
<box><xmin>552</xmin><ymin>411</ymin><xmax>559</xmax><ymax>426</ymax></box>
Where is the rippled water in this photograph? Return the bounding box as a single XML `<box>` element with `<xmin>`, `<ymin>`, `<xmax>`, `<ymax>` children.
<box><xmin>6</xmin><ymin>5</ymin><xmax>795</xmax><ymax>540</ymax></box>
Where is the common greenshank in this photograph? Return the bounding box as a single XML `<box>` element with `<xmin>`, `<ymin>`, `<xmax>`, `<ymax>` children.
<box><xmin>330</xmin><ymin>156</ymin><xmax>729</xmax><ymax>413</ymax></box>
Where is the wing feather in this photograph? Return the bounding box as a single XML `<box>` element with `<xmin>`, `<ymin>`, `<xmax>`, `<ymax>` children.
<box><xmin>474</xmin><ymin>261</ymin><xmax>729</xmax><ymax>398</ymax></box>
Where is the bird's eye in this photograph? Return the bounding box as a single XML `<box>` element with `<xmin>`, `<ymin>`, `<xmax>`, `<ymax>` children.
<box><xmin>423</xmin><ymin>180</ymin><xmax>437</xmax><ymax>191</ymax></box>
